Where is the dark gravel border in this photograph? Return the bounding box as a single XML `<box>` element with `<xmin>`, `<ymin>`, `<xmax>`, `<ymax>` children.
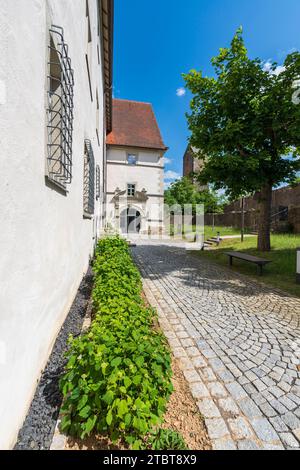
<box><xmin>14</xmin><ymin>267</ymin><xmax>93</xmax><ymax>450</ymax></box>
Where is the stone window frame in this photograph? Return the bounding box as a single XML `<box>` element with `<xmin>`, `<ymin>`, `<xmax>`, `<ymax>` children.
<box><xmin>83</xmin><ymin>139</ymin><xmax>95</xmax><ymax>218</ymax></box>
<box><xmin>127</xmin><ymin>153</ymin><xmax>138</xmax><ymax>166</ymax></box>
<box><xmin>127</xmin><ymin>183</ymin><xmax>136</xmax><ymax>197</ymax></box>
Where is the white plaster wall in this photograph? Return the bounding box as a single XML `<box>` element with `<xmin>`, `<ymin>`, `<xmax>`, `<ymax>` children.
<box><xmin>106</xmin><ymin>147</ymin><xmax>164</xmax><ymax>233</ymax></box>
<box><xmin>107</xmin><ymin>147</ymin><xmax>164</xmax><ymax>195</ymax></box>
<box><xmin>107</xmin><ymin>146</ymin><xmax>163</xmax><ymax>166</ymax></box>
<box><xmin>0</xmin><ymin>0</ymin><xmax>106</xmax><ymax>449</ymax></box>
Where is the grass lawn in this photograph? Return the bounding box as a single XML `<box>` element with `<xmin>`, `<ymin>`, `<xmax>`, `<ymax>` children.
<box><xmin>204</xmin><ymin>225</ymin><xmax>242</xmax><ymax>238</ymax></box>
<box><xmin>196</xmin><ymin>233</ymin><xmax>300</xmax><ymax>297</ymax></box>
<box><xmin>169</xmin><ymin>225</ymin><xmax>242</xmax><ymax>237</ymax></box>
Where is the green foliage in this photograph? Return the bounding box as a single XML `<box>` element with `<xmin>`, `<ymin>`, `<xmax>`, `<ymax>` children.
<box><xmin>183</xmin><ymin>28</ymin><xmax>300</xmax><ymax>250</ymax></box>
<box><xmin>147</xmin><ymin>429</ymin><xmax>188</xmax><ymax>450</ymax></box>
<box><xmin>183</xmin><ymin>28</ymin><xmax>300</xmax><ymax>197</ymax></box>
<box><xmin>164</xmin><ymin>176</ymin><xmax>225</xmax><ymax>213</ymax></box>
<box><xmin>60</xmin><ymin>237</ymin><xmax>173</xmax><ymax>449</ymax></box>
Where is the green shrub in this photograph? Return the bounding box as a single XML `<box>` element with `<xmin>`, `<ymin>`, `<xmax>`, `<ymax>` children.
<box><xmin>147</xmin><ymin>429</ymin><xmax>188</xmax><ymax>450</ymax></box>
<box><xmin>59</xmin><ymin>236</ymin><xmax>173</xmax><ymax>449</ymax></box>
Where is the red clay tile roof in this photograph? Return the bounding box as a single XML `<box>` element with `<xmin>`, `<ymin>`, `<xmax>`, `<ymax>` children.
<box><xmin>106</xmin><ymin>99</ymin><xmax>167</xmax><ymax>151</ymax></box>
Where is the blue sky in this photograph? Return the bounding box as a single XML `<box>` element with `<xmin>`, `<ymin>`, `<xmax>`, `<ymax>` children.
<box><xmin>113</xmin><ymin>0</ymin><xmax>300</xmax><ymax>187</ymax></box>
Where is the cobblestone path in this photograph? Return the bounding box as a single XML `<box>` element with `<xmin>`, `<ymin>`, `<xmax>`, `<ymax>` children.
<box><xmin>132</xmin><ymin>241</ymin><xmax>300</xmax><ymax>450</ymax></box>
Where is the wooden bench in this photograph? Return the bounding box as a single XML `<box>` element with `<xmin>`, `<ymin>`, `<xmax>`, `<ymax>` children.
<box><xmin>224</xmin><ymin>251</ymin><xmax>272</xmax><ymax>276</ymax></box>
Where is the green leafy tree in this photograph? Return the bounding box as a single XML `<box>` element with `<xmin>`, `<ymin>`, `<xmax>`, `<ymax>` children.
<box><xmin>164</xmin><ymin>176</ymin><xmax>224</xmax><ymax>214</ymax></box>
<box><xmin>183</xmin><ymin>28</ymin><xmax>300</xmax><ymax>251</ymax></box>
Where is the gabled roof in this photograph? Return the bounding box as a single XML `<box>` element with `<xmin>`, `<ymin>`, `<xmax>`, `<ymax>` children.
<box><xmin>106</xmin><ymin>99</ymin><xmax>168</xmax><ymax>151</ymax></box>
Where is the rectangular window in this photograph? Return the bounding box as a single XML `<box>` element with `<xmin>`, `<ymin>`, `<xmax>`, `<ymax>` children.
<box><xmin>127</xmin><ymin>154</ymin><xmax>138</xmax><ymax>165</ymax></box>
<box><xmin>96</xmin><ymin>164</ymin><xmax>100</xmax><ymax>200</ymax></box>
<box><xmin>96</xmin><ymin>89</ymin><xmax>100</xmax><ymax>145</ymax></box>
<box><xmin>83</xmin><ymin>139</ymin><xmax>95</xmax><ymax>217</ymax></box>
<box><xmin>86</xmin><ymin>0</ymin><xmax>93</xmax><ymax>101</ymax></box>
<box><xmin>127</xmin><ymin>184</ymin><xmax>136</xmax><ymax>197</ymax></box>
<box><xmin>47</xmin><ymin>26</ymin><xmax>74</xmax><ymax>189</ymax></box>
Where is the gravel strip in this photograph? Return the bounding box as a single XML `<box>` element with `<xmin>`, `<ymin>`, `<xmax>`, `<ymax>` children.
<box><xmin>14</xmin><ymin>267</ymin><xmax>93</xmax><ymax>450</ymax></box>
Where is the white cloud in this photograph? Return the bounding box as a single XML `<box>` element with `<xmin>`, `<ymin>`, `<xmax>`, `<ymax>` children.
<box><xmin>164</xmin><ymin>170</ymin><xmax>181</xmax><ymax>181</ymax></box>
<box><xmin>164</xmin><ymin>181</ymin><xmax>172</xmax><ymax>190</ymax></box>
<box><xmin>263</xmin><ymin>61</ymin><xmax>286</xmax><ymax>76</ymax></box>
<box><xmin>273</xmin><ymin>65</ymin><xmax>286</xmax><ymax>76</ymax></box>
<box><xmin>176</xmin><ymin>87</ymin><xmax>186</xmax><ymax>97</ymax></box>
<box><xmin>163</xmin><ymin>157</ymin><xmax>172</xmax><ymax>165</ymax></box>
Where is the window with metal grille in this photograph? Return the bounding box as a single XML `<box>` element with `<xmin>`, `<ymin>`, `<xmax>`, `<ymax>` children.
<box><xmin>96</xmin><ymin>165</ymin><xmax>100</xmax><ymax>200</ymax></box>
<box><xmin>83</xmin><ymin>139</ymin><xmax>95</xmax><ymax>217</ymax></box>
<box><xmin>47</xmin><ymin>25</ymin><xmax>74</xmax><ymax>189</ymax></box>
<box><xmin>127</xmin><ymin>184</ymin><xmax>136</xmax><ymax>197</ymax></box>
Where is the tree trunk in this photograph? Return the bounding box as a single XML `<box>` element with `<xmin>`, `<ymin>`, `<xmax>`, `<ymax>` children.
<box><xmin>257</xmin><ymin>182</ymin><xmax>272</xmax><ymax>252</ymax></box>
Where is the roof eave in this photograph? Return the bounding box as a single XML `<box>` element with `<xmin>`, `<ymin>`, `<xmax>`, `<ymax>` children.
<box><xmin>107</xmin><ymin>143</ymin><xmax>169</xmax><ymax>153</ymax></box>
<box><xmin>100</xmin><ymin>0</ymin><xmax>114</xmax><ymax>134</ymax></box>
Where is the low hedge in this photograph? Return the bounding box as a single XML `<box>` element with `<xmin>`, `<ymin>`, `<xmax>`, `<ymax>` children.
<box><xmin>59</xmin><ymin>236</ymin><xmax>173</xmax><ymax>449</ymax></box>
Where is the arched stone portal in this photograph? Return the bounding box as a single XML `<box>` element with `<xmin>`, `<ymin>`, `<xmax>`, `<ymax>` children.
<box><xmin>120</xmin><ymin>207</ymin><xmax>141</xmax><ymax>234</ymax></box>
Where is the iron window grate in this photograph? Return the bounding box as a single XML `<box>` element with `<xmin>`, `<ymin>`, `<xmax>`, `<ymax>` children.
<box><xmin>83</xmin><ymin>139</ymin><xmax>95</xmax><ymax>216</ymax></box>
<box><xmin>47</xmin><ymin>25</ymin><xmax>74</xmax><ymax>188</ymax></box>
<box><xmin>96</xmin><ymin>164</ymin><xmax>100</xmax><ymax>200</ymax></box>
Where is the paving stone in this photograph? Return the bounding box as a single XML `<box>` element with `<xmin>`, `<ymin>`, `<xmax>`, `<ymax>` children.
<box><xmin>270</xmin><ymin>416</ymin><xmax>289</xmax><ymax>433</ymax></box>
<box><xmin>244</xmin><ymin>383</ymin><xmax>257</xmax><ymax>395</ymax></box>
<box><xmin>199</xmin><ymin>367</ymin><xmax>217</xmax><ymax>382</ymax></box>
<box><xmin>269</xmin><ymin>399</ymin><xmax>288</xmax><ymax>415</ymax></box>
<box><xmin>238</xmin><ymin>397</ymin><xmax>262</xmax><ymax>419</ymax></box>
<box><xmin>282</xmin><ymin>412</ymin><xmax>300</xmax><ymax>430</ymax></box>
<box><xmin>180</xmin><ymin>338</ymin><xmax>195</xmax><ymax>348</ymax></box>
<box><xmin>212</xmin><ymin>439</ymin><xmax>237</xmax><ymax>450</ymax></box>
<box><xmin>172</xmin><ymin>347</ymin><xmax>187</xmax><ymax>358</ymax></box>
<box><xmin>292</xmin><ymin>428</ymin><xmax>300</xmax><ymax>442</ymax></box>
<box><xmin>202</xmin><ymin>349</ymin><xmax>217</xmax><ymax>359</ymax></box>
<box><xmin>209</xmin><ymin>358</ymin><xmax>226</xmax><ymax>371</ymax></box>
<box><xmin>183</xmin><ymin>368</ymin><xmax>201</xmax><ymax>383</ymax></box>
<box><xmin>279</xmin><ymin>432</ymin><xmax>299</xmax><ymax>448</ymax></box>
<box><xmin>258</xmin><ymin>402</ymin><xmax>277</xmax><ymax>418</ymax></box>
<box><xmin>218</xmin><ymin>398</ymin><xmax>240</xmax><ymax>416</ymax></box>
<box><xmin>207</xmin><ymin>382</ymin><xmax>228</xmax><ymax>398</ymax></box>
<box><xmin>253</xmin><ymin>379</ymin><xmax>268</xmax><ymax>392</ymax></box>
<box><xmin>237</xmin><ymin>440</ymin><xmax>261</xmax><ymax>450</ymax></box>
<box><xmin>197</xmin><ymin>399</ymin><xmax>221</xmax><ymax>418</ymax></box>
<box><xmin>176</xmin><ymin>330</ymin><xmax>189</xmax><ymax>339</ymax></box>
<box><xmin>191</xmin><ymin>356</ymin><xmax>207</xmax><ymax>368</ymax></box>
<box><xmin>216</xmin><ymin>369</ymin><xmax>235</xmax><ymax>383</ymax></box>
<box><xmin>205</xmin><ymin>418</ymin><xmax>230</xmax><ymax>439</ymax></box>
<box><xmin>262</xmin><ymin>443</ymin><xmax>285</xmax><ymax>450</ymax></box>
<box><xmin>278</xmin><ymin>395</ymin><xmax>297</xmax><ymax>411</ymax></box>
<box><xmin>178</xmin><ymin>357</ymin><xmax>195</xmax><ymax>370</ymax></box>
<box><xmin>186</xmin><ymin>346</ymin><xmax>201</xmax><ymax>358</ymax></box>
<box><xmin>250</xmin><ymin>418</ymin><xmax>280</xmax><ymax>442</ymax></box>
<box><xmin>190</xmin><ymin>381</ymin><xmax>210</xmax><ymax>399</ymax></box>
<box><xmin>226</xmin><ymin>382</ymin><xmax>248</xmax><ymax>400</ymax></box>
<box><xmin>132</xmin><ymin>242</ymin><xmax>300</xmax><ymax>451</ymax></box>
<box><xmin>228</xmin><ymin>417</ymin><xmax>254</xmax><ymax>440</ymax></box>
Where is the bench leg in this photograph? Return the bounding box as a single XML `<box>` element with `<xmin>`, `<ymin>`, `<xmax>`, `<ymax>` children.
<box><xmin>229</xmin><ymin>256</ymin><xmax>233</xmax><ymax>267</ymax></box>
<box><xmin>258</xmin><ymin>265</ymin><xmax>263</xmax><ymax>276</ymax></box>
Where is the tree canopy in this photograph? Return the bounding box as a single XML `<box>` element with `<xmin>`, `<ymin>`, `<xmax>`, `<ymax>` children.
<box><xmin>183</xmin><ymin>28</ymin><xmax>300</xmax><ymax>250</ymax></box>
<box><xmin>164</xmin><ymin>176</ymin><xmax>225</xmax><ymax>214</ymax></box>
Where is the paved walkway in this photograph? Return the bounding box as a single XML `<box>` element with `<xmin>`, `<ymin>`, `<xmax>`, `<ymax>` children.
<box><xmin>132</xmin><ymin>240</ymin><xmax>300</xmax><ymax>450</ymax></box>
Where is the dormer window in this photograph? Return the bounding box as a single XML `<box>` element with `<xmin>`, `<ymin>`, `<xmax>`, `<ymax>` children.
<box><xmin>127</xmin><ymin>154</ymin><xmax>137</xmax><ymax>165</ymax></box>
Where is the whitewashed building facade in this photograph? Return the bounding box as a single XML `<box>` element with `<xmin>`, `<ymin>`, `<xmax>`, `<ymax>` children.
<box><xmin>0</xmin><ymin>0</ymin><xmax>113</xmax><ymax>449</ymax></box>
<box><xmin>106</xmin><ymin>99</ymin><xmax>167</xmax><ymax>235</ymax></box>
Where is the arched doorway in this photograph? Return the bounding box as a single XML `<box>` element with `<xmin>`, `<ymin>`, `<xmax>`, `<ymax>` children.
<box><xmin>120</xmin><ymin>207</ymin><xmax>141</xmax><ymax>234</ymax></box>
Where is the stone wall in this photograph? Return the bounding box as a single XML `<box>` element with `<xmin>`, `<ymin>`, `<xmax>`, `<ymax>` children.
<box><xmin>205</xmin><ymin>184</ymin><xmax>300</xmax><ymax>233</ymax></box>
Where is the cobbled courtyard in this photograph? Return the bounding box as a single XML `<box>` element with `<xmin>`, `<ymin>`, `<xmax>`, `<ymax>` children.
<box><xmin>132</xmin><ymin>240</ymin><xmax>300</xmax><ymax>450</ymax></box>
